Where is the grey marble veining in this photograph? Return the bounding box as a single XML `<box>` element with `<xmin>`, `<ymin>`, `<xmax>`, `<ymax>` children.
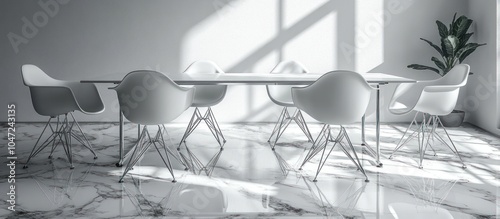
<box><xmin>0</xmin><ymin>122</ymin><xmax>499</xmax><ymax>218</ymax></box>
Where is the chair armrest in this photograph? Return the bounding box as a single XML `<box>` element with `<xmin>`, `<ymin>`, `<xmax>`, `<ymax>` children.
<box><xmin>65</xmin><ymin>82</ymin><xmax>105</xmax><ymax>114</ymax></box>
<box><xmin>423</xmin><ymin>85</ymin><xmax>461</xmax><ymax>92</ymax></box>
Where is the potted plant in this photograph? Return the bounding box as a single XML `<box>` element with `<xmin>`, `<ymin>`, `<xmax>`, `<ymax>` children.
<box><xmin>407</xmin><ymin>13</ymin><xmax>486</xmax><ymax>127</ymax></box>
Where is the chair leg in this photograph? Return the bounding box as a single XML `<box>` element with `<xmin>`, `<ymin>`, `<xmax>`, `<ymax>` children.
<box><xmin>24</xmin><ymin>113</ymin><xmax>100</xmax><ymax>169</ymax></box>
<box><xmin>393</xmin><ymin>113</ymin><xmax>466</xmax><ymax>169</ymax></box>
<box><xmin>293</xmin><ymin>109</ymin><xmax>314</xmax><ymax>142</ymax></box>
<box><xmin>311</xmin><ymin>125</ymin><xmax>340</xmax><ymax>182</ymax></box>
<box><xmin>179</xmin><ymin>107</ymin><xmax>226</xmax><ymax>149</ymax></box>
<box><xmin>268</xmin><ymin>107</ymin><xmax>292</xmax><ymax>150</ymax></box>
<box><xmin>269</xmin><ymin>107</ymin><xmax>313</xmax><ymax>150</ymax></box>
<box><xmin>151</xmin><ymin>125</ymin><xmax>177</xmax><ymax>183</ymax></box>
<box><xmin>119</xmin><ymin>127</ymin><xmax>151</xmax><ymax>183</ymax></box>
<box><xmin>301</xmin><ymin>125</ymin><xmax>369</xmax><ymax>182</ymax></box>
<box><xmin>24</xmin><ymin>117</ymin><xmax>56</xmax><ymax>168</ymax></box>
<box><xmin>339</xmin><ymin>126</ymin><xmax>369</xmax><ymax>182</ymax></box>
<box><xmin>436</xmin><ymin>116</ymin><xmax>467</xmax><ymax>169</ymax></box>
<box><xmin>299</xmin><ymin>124</ymin><xmax>329</xmax><ymax>170</ymax></box>
<box><xmin>204</xmin><ymin>107</ymin><xmax>226</xmax><ymax>148</ymax></box>
<box><xmin>69</xmin><ymin>112</ymin><xmax>98</xmax><ymax>159</ymax></box>
<box><xmin>119</xmin><ymin>125</ymin><xmax>183</xmax><ymax>183</ymax></box>
<box><xmin>390</xmin><ymin>112</ymin><xmax>421</xmax><ymax>159</ymax></box>
<box><xmin>419</xmin><ymin>115</ymin><xmax>442</xmax><ymax>168</ymax></box>
<box><xmin>178</xmin><ymin>108</ymin><xmax>203</xmax><ymax>149</ymax></box>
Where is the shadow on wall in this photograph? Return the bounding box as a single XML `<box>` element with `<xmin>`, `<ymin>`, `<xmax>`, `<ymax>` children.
<box><xmin>180</xmin><ymin>0</ymin><xmax>355</xmax><ymax>122</ymax></box>
<box><xmin>232</xmin><ymin>0</ymin><xmax>354</xmax><ymax>122</ymax></box>
<box><xmin>0</xmin><ymin>0</ymin><xmax>237</xmax><ymax>122</ymax></box>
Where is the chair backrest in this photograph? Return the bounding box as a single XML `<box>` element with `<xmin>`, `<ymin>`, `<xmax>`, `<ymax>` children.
<box><xmin>184</xmin><ymin>60</ymin><xmax>225</xmax><ymax>75</ymax></box>
<box><xmin>292</xmin><ymin>71</ymin><xmax>373</xmax><ymax>125</ymax></box>
<box><xmin>389</xmin><ymin>64</ymin><xmax>470</xmax><ymax>115</ymax></box>
<box><xmin>184</xmin><ymin>60</ymin><xmax>227</xmax><ymax>106</ymax></box>
<box><xmin>413</xmin><ymin>64</ymin><xmax>470</xmax><ymax>115</ymax></box>
<box><xmin>437</xmin><ymin>64</ymin><xmax>470</xmax><ymax>86</ymax></box>
<box><xmin>266</xmin><ymin>61</ymin><xmax>309</xmax><ymax>105</ymax></box>
<box><xmin>21</xmin><ymin>64</ymin><xmax>80</xmax><ymax>116</ymax></box>
<box><xmin>113</xmin><ymin>70</ymin><xmax>195</xmax><ymax>125</ymax></box>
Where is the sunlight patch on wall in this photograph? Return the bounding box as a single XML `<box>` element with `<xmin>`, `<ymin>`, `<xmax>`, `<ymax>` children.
<box><xmin>354</xmin><ymin>0</ymin><xmax>384</xmax><ymax>73</ymax></box>
<box><xmin>180</xmin><ymin>0</ymin><xmax>338</xmax><ymax>122</ymax></box>
<box><xmin>282</xmin><ymin>0</ymin><xmax>337</xmax><ymax>72</ymax></box>
<box><xmin>181</xmin><ymin>0</ymin><xmax>278</xmax><ymax>73</ymax></box>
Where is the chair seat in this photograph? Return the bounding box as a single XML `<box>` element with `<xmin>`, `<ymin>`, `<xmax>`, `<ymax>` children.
<box><xmin>389</xmin><ymin>102</ymin><xmax>411</xmax><ymax>115</ymax></box>
<box><xmin>271</xmin><ymin>99</ymin><xmax>295</xmax><ymax>108</ymax></box>
<box><xmin>191</xmin><ymin>97</ymin><xmax>223</xmax><ymax>107</ymax></box>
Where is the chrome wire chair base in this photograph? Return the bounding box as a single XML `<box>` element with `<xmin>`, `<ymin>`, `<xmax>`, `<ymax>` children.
<box><xmin>299</xmin><ymin>124</ymin><xmax>369</xmax><ymax>182</ymax></box>
<box><xmin>178</xmin><ymin>143</ymin><xmax>223</xmax><ymax>176</ymax></box>
<box><xmin>178</xmin><ymin>107</ymin><xmax>226</xmax><ymax>149</ymax></box>
<box><xmin>23</xmin><ymin>112</ymin><xmax>97</xmax><ymax>169</ymax></box>
<box><xmin>268</xmin><ymin>107</ymin><xmax>314</xmax><ymax>150</ymax></box>
<box><xmin>119</xmin><ymin>125</ymin><xmax>180</xmax><ymax>183</ymax></box>
<box><xmin>389</xmin><ymin>112</ymin><xmax>466</xmax><ymax>169</ymax></box>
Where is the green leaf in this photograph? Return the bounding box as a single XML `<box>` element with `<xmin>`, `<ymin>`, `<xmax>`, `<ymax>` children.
<box><xmin>436</xmin><ymin>21</ymin><xmax>449</xmax><ymax>38</ymax></box>
<box><xmin>407</xmin><ymin>64</ymin><xmax>440</xmax><ymax>74</ymax></box>
<box><xmin>442</xmin><ymin>36</ymin><xmax>458</xmax><ymax>56</ymax></box>
<box><xmin>420</xmin><ymin>38</ymin><xmax>443</xmax><ymax>56</ymax></box>
<box><xmin>452</xmin><ymin>16</ymin><xmax>472</xmax><ymax>37</ymax></box>
<box><xmin>449</xmin><ymin>13</ymin><xmax>457</xmax><ymax>33</ymax></box>
<box><xmin>458</xmin><ymin>43</ymin><xmax>486</xmax><ymax>62</ymax></box>
<box><xmin>458</xmin><ymin>33</ymin><xmax>473</xmax><ymax>48</ymax></box>
<box><xmin>431</xmin><ymin>57</ymin><xmax>446</xmax><ymax>71</ymax></box>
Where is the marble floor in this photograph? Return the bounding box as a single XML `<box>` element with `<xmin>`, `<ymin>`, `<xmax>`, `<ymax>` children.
<box><xmin>0</xmin><ymin>122</ymin><xmax>499</xmax><ymax>218</ymax></box>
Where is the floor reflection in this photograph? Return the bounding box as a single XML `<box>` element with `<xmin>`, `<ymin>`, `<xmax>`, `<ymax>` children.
<box><xmin>178</xmin><ymin>142</ymin><xmax>224</xmax><ymax>176</ymax></box>
<box><xmin>31</xmin><ymin>159</ymin><xmax>95</xmax><ymax>205</ymax></box>
<box><xmin>1</xmin><ymin>123</ymin><xmax>497</xmax><ymax>218</ymax></box>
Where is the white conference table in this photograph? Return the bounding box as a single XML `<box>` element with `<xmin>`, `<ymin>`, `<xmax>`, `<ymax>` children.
<box><xmin>82</xmin><ymin>72</ymin><xmax>416</xmax><ymax>168</ymax></box>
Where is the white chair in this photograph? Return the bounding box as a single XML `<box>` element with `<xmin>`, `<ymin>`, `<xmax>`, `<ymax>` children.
<box><xmin>266</xmin><ymin>61</ymin><xmax>314</xmax><ymax>150</ymax></box>
<box><xmin>178</xmin><ymin>61</ymin><xmax>227</xmax><ymax>149</ymax></box>
<box><xmin>113</xmin><ymin>70</ymin><xmax>195</xmax><ymax>183</ymax></box>
<box><xmin>21</xmin><ymin>64</ymin><xmax>104</xmax><ymax>169</ymax></box>
<box><xmin>293</xmin><ymin>71</ymin><xmax>373</xmax><ymax>182</ymax></box>
<box><xmin>388</xmin><ymin>64</ymin><xmax>470</xmax><ymax>169</ymax></box>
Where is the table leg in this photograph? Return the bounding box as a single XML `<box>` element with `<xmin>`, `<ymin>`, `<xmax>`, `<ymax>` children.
<box><xmin>116</xmin><ymin>109</ymin><xmax>124</xmax><ymax>167</ymax></box>
<box><xmin>361</xmin><ymin>85</ymin><xmax>383</xmax><ymax>167</ymax></box>
<box><xmin>361</xmin><ymin>115</ymin><xmax>366</xmax><ymax>145</ymax></box>
<box><xmin>375</xmin><ymin>84</ymin><xmax>382</xmax><ymax>167</ymax></box>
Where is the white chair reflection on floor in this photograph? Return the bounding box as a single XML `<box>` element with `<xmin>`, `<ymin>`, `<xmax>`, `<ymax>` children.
<box><xmin>293</xmin><ymin>71</ymin><xmax>373</xmax><ymax>182</ymax></box>
<box><xmin>267</xmin><ymin>61</ymin><xmax>314</xmax><ymax>149</ymax></box>
<box><xmin>113</xmin><ymin>70</ymin><xmax>195</xmax><ymax>183</ymax></box>
<box><xmin>388</xmin><ymin>64</ymin><xmax>470</xmax><ymax>169</ymax></box>
<box><xmin>121</xmin><ymin>177</ymin><xmax>227</xmax><ymax>216</ymax></box>
<box><xmin>31</xmin><ymin>159</ymin><xmax>95</xmax><ymax>205</ymax></box>
<box><xmin>178</xmin><ymin>60</ymin><xmax>227</xmax><ymax>149</ymax></box>
<box><xmin>21</xmin><ymin>64</ymin><xmax>104</xmax><ymax>169</ymax></box>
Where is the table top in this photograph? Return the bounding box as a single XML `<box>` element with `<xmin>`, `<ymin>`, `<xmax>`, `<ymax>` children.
<box><xmin>81</xmin><ymin>72</ymin><xmax>415</xmax><ymax>85</ymax></box>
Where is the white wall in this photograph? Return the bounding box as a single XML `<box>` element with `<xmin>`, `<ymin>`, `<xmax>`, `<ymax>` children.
<box><xmin>464</xmin><ymin>0</ymin><xmax>499</xmax><ymax>135</ymax></box>
<box><xmin>1</xmin><ymin>0</ymin><xmax>472</xmax><ymax>123</ymax></box>
<box><xmin>497</xmin><ymin>0</ymin><xmax>500</xmax><ymax>131</ymax></box>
